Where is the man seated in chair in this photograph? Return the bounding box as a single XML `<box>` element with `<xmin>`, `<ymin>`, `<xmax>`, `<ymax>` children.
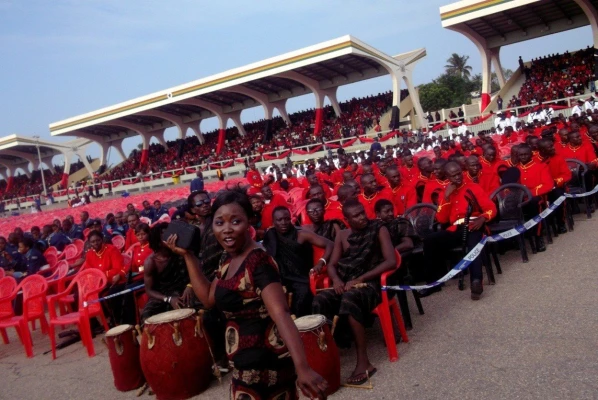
<box><xmin>312</xmin><ymin>199</ymin><xmax>396</xmax><ymax>386</ymax></box>
<box><xmin>263</xmin><ymin>207</ymin><xmax>333</xmax><ymax>317</ymax></box>
<box><xmin>419</xmin><ymin>162</ymin><xmax>497</xmax><ymax>300</ymax></box>
<box><xmin>374</xmin><ymin>199</ymin><xmax>416</xmax><ymax>255</ymax></box>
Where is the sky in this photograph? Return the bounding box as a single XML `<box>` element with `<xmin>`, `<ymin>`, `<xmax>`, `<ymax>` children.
<box><xmin>0</xmin><ymin>0</ymin><xmax>592</xmax><ymax>169</ymax></box>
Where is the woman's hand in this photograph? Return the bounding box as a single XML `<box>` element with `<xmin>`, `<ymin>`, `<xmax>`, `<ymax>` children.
<box><xmin>163</xmin><ymin>234</ymin><xmax>188</xmax><ymax>256</ymax></box>
<box><xmin>312</xmin><ymin>260</ymin><xmax>325</xmax><ymax>274</ymax></box>
<box><xmin>296</xmin><ymin>366</ymin><xmax>328</xmax><ymax>399</ymax></box>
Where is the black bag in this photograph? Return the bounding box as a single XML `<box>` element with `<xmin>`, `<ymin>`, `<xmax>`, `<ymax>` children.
<box><xmin>161</xmin><ymin>220</ymin><xmax>200</xmax><ymax>250</ymax></box>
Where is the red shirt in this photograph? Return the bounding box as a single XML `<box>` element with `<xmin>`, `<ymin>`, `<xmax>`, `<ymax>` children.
<box><xmin>389</xmin><ymin>184</ymin><xmax>417</xmax><ymax>215</ymax></box>
<box><xmin>422</xmin><ymin>178</ymin><xmax>449</xmax><ymax>204</ymax></box>
<box><xmin>559</xmin><ymin>143</ymin><xmax>598</xmax><ymax>165</ymax></box>
<box><xmin>125</xmin><ymin>228</ymin><xmax>138</xmax><ymax>251</ymax></box>
<box><xmin>436</xmin><ymin>182</ymin><xmax>497</xmax><ymax>232</ymax></box>
<box><xmin>480</xmin><ymin>158</ymin><xmax>506</xmax><ymax>195</ymax></box>
<box><xmin>261</xmin><ymin>194</ymin><xmax>289</xmax><ymax>229</ymax></box>
<box><xmin>246</xmin><ymin>170</ymin><xmax>263</xmax><ymax>189</ymax></box>
<box><xmin>517</xmin><ymin>161</ymin><xmax>554</xmax><ymax>196</ymax></box>
<box><xmin>399</xmin><ymin>166</ymin><xmax>418</xmax><ymax>185</ymax></box>
<box><xmin>357</xmin><ymin>189</ymin><xmax>394</xmax><ymax>219</ymax></box>
<box><xmin>130</xmin><ymin>243</ymin><xmax>153</xmax><ymax>274</ymax></box>
<box><xmin>85</xmin><ymin>244</ymin><xmax>126</xmax><ymax>282</ymax></box>
<box><xmin>538</xmin><ymin>154</ymin><xmax>572</xmax><ymax>188</ymax></box>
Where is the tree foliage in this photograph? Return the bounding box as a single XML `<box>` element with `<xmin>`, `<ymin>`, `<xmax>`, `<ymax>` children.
<box><xmin>444</xmin><ymin>53</ymin><xmax>473</xmax><ymax>79</ymax></box>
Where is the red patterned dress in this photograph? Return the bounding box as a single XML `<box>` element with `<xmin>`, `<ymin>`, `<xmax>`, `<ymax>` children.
<box><xmin>215</xmin><ymin>248</ymin><xmax>297</xmax><ymax>400</ymax></box>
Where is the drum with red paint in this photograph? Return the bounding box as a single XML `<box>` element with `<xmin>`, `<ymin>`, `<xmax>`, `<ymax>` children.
<box><xmin>294</xmin><ymin>314</ymin><xmax>340</xmax><ymax>395</ymax></box>
<box><xmin>104</xmin><ymin>324</ymin><xmax>145</xmax><ymax>391</ymax></box>
<box><xmin>140</xmin><ymin>309</ymin><xmax>213</xmax><ymax>400</ymax></box>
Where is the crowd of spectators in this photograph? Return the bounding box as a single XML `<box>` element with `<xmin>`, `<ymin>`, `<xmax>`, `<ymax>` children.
<box><xmin>508</xmin><ymin>47</ymin><xmax>594</xmax><ymax>109</ymax></box>
<box><xmin>0</xmin><ymin>160</ymin><xmax>86</xmax><ymax>200</ymax></box>
<box><xmin>100</xmin><ymin>92</ymin><xmax>395</xmax><ymax>181</ymax></box>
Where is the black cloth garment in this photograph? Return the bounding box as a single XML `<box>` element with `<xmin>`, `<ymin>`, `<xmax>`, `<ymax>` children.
<box><xmin>383</xmin><ymin>217</ymin><xmax>417</xmax><ymax>248</ymax></box>
<box><xmin>263</xmin><ymin>226</ymin><xmax>313</xmax><ymax>317</ymax></box>
<box><xmin>312</xmin><ymin>220</ymin><xmax>384</xmax><ymax>326</ymax></box>
<box><xmin>423</xmin><ymin>229</ymin><xmax>484</xmax><ymax>283</ymax></box>
<box><xmin>313</xmin><ymin>219</ymin><xmax>346</xmax><ymax>242</ymax></box>
<box><xmin>196</xmin><ymin>218</ymin><xmax>223</xmax><ymax>281</ymax></box>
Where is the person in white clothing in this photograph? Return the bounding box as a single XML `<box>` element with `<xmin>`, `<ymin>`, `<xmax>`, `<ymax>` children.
<box><xmin>584</xmin><ymin>97</ymin><xmax>594</xmax><ymax>112</ymax></box>
<box><xmin>494</xmin><ymin>113</ymin><xmax>511</xmax><ymax>134</ymax></box>
<box><xmin>571</xmin><ymin>100</ymin><xmax>584</xmax><ymax>117</ymax></box>
<box><xmin>457</xmin><ymin>121</ymin><xmax>468</xmax><ymax>136</ymax></box>
<box><xmin>510</xmin><ymin>113</ymin><xmax>519</xmax><ymax>127</ymax></box>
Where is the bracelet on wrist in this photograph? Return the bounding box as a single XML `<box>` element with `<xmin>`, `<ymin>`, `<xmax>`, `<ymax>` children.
<box><xmin>318</xmin><ymin>257</ymin><xmax>327</xmax><ymax>266</ymax></box>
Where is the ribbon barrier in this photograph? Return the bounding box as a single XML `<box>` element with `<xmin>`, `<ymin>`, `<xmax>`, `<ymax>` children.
<box><xmin>383</xmin><ymin>184</ymin><xmax>598</xmax><ymax>292</ymax></box>
<box><xmin>82</xmin><ymin>284</ymin><xmax>145</xmax><ymax>308</ymax></box>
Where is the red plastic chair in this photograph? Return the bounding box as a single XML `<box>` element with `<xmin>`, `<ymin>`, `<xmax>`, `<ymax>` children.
<box><xmin>111</xmin><ymin>235</ymin><xmax>125</xmax><ymax>251</ymax></box>
<box><xmin>122</xmin><ymin>252</ymin><xmax>132</xmax><ymax>269</ymax></box>
<box><xmin>83</xmin><ymin>228</ymin><xmax>91</xmax><ymax>239</ymax></box>
<box><xmin>0</xmin><ymin>277</ymin><xmax>17</xmax><ymax>325</ymax></box>
<box><xmin>0</xmin><ymin>275</ymin><xmax>49</xmax><ymax>358</ymax></box>
<box><xmin>44</xmin><ymin>246</ymin><xmax>58</xmax><ymax>259</ymax></box>
<box><xmin>45</xmin><ymin>253</ymin><xmax>58</xmax><ymax>269</ymax></box>
<box><xmin>310</xmin><ymin>250</ymin><xmax>408</xmax><ymax>362</ymax></box>
<box><xmin>47</xmin><ymin>269</ymin><xmax>109</xmax><ymax>359</ymax></box>
<box><xmin>309</xmin><ymin>246</ymin><xmax>329</xmax><ymax>295</ymax></box>
<box><xmin>62</xmin><ymin>244</ymin><xmax>80</xmax><ymax>263</ymax></box>
<box><xmin>74</xmin><ymin>239</ymin><xmax>85</xmax><ymax>253</ymax></box>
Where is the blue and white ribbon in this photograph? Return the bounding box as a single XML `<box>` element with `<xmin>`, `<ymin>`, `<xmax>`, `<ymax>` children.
<box><xmin>82</xmin><ymin>284</ymin><xmax>145</xmax><ymax>308</ymax></box>
<box><xmin>383</xmin><ymin>185</ymin><xmax>597</xmax><ymax>292</ymax></box>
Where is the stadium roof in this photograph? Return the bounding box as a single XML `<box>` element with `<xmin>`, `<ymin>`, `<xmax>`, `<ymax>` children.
<box><xmin>0</xmin><ymin>135</ymin><xmax>93</xmax><ymax>171</ymax></box>
<box><xmin>440</xmin><ymin>0</ymin><xmax>598</xmax><ymax>49</ymax></box>
<box><xmin>49</xmin><ymin>35</ymin><xmax>425</xmax><ymax>144</ymax></box>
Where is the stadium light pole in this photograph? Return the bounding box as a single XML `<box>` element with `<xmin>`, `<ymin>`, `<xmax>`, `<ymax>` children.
<box><xmin>33</xmin><ymin>135</ymin><xmax>48</xmax><ymax>197</ymax></box>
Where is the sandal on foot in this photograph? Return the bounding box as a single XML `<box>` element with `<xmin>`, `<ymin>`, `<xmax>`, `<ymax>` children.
<box><xmin>346</xmin><ymin>367</ymin><xmax>377</xmax><ymax>385</ymax></box>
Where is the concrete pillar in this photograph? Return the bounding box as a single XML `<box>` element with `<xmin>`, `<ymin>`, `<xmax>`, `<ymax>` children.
<box><xmin>77</xmin><ymin>152</ymin><xmax>96</xmax><ymax>177</ymax></box>
<box><xmin>112</xmin><ymin>139</ymin><xmax>128</xmax><ymax>162</ymax></box>
<box><xmin>573</xmin><ymin>0</ymin><xmax>598</xmax><ymax>87</ymax></box>
<box><xmin>272</xmin><ymin>99</ymin><xmax>291</xmax><ymax>125</ymax></box>
<box><xmin>402</xmin><ymin>72</ymin><xmax>426</xmax><ymax>129</ymax></box>
<box><xmin>228</xmin><ymin>111</ymin><xmax>247</xmax><ymax>137</ymax></box>
<box><xmin>323</xmin><ymin>87</ymin><xmax>342</xmax><ymax>117</ymax></box>
<box><xmin>42</xmin><ymin>157</ymin><xmax>56</xmax><ymax>174</ymax></box>
<box><xmin>490</xmin><ymin>47</ymin><xmax>506</xmax><ymax>89</ymax></box>
<box><xmin>61</xmin><ymin>152</ymin><xmax>73</xmax><ymax>188</ymax></box>
<box><xmin>480</xmin><ymin>48</ymin><xmax>492</xmax><ymax>112</ymax></box>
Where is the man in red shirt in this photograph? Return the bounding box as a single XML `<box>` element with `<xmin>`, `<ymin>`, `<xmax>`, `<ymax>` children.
<box><xmin>246</xmin><ymin>162</ymin><xmax>263</xmax><ymax>190</ymax></box>
<box><xmin>560</xmin><ymin>130</ymin><xmax>598</xmax><ymax>167</ymax></box>
<box><xmin>399</xmin><ymin>153</ymin><xmax>418</xmax><ymax>186</ymax></box>
<box><xmin>464</xmin><ymin>155</ymin><xmax>483</xmax><ymax>186</ymax></box>
<box><xmin>414</xmin><ymin>157</ymin><xmax>434</xmax><ymax>203</ymax></box>
<box><xmin>517</xmin><ymin>144</ymin><xmax>555</xmax><ymax>251</ymax></box>
<box><xmin>260</xmin><ymin>185</ymin><xmax>289</xmax><ymax>229</ymax></box>
<box><xmin>420</xmin><ymin>162</ymin><xmax>496</xmax><ymax>300</ymax></box>
<box><xmin>385</xmin><ymin>166</ymin><xmax>417</xmax><ymax>216</ymax></box>
<box><xmin>125</xmin><ymin>213</ymin><xmax>140</xmax><ymax>250</ymax></box>
<box><xmin>357</xmin><ymin>173</ymin><xmax>393</xmax><ymax>219</ymax></box>
<box><xmin>479</xmin><ymin>146</ymin><xmax>506</xmax><ymax>194</ymax></box>
<box><xmin>423</xmin><ymin>159</ymin><xmax>450</xmax><ymax>205</ymax></box>
<box><xmin>538</xmin><ymin>138</ymin><xmax>572</xmax><ymax>233</ymax></box>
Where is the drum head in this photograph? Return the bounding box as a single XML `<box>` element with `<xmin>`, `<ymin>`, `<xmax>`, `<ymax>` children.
<box><xmin>106</xmin><ymin>324</ymin><xmax>133</xmax><ymax>337</ymax></box>
<box><xmin>145</xmin><ymin>308</ymin><xmax>195</xmax><ymax>325</ymax></box>
<box><xmin>294</xmin><ymin>314</ymin><xmax>326</xmax><ymax>331</ymax></box>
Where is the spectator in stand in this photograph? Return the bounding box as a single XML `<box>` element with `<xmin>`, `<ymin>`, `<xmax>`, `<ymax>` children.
<box><xmin>125</xmin><ymin>213</ymin><xmax>140</xmax><ymax>249</ymax></box>
<box><xmin>497</xmin><ymin>96</ymin><xmax>503</xmax><ymax>110</ymax></box>
<box><xmin>152</xmin><ymin>200</ymin><xmax>169</xmax><ymax>223</ymax></box>
<box><xmin>62</xmin><ymin>218</ymin><xmax>84</xmax><ymax>240</ymax></box>
<box><xmin>190</xmin><ymin>171</ymin><xmax>204</xmax><ymax>192</ymax></box>
<box><xmin>140</xmin><ymin>200</ymin><xmax>155</xmax><ymax>222</ymax></box>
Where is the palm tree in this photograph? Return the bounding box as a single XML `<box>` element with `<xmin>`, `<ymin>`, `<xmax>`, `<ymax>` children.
<box><xmin>445</xmin><ymin>53</ymin><xmax>473</xmax><ymax>79</ymax></box>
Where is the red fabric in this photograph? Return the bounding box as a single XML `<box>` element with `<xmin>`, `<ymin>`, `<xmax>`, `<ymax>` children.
<box><xmin>436</xmin><ymin>182</ymin><xmax>497</xmax><ymax>232</ymax></box>
<box><xmin>85</xmin><ymin>244</ymin><xmax>126</xmax><ymax>282</ymax></box>
<box><xmin>539</xmin><ymin>154</ymin><xmax>572</xmax><ymax>188</ymax></box>
<box><xmin>560</xmin><ymin>143</ymin><xmax>598</xmax><ymax>165</ymax></box>
<box><xmin>314</xmin><ymin>108</ymin><xmax>324</xmax><ymax>135</ymax></box>
<box><xmin>389</xmin><ymin>184</ymin><xmax>417</xmax><ymax>215</ymax></box>
<box><xmin>140</xmin><ymin>149</ymin><xmax>149</xmax><ymax>167</ymax></box>
<box><xmin>326</xmin><ymin>138</ymin><xmax>358</xmax><ymax>149</ymax></box>
<box><xmin>263</xmin><ymin>150</ymin><xmax>292</xmax><ymax>161</ymax></box>
<box><xmin>61</xmin><ymin>173</ymin><xmax>69</xmax><ymax>188</ymax></box>
<box><xmin>480</xmin><ymin>93</ymin><xmax>491</xmax><ymax>112</ymax></box>
<box><xmin>260</xmin><ymin>194</ymin><xmax>289</xmax><ymax>229</ymax></box>
<box><xmin>131</xmin><ymin>244</ymin><xmax>153</xmax><ymax>273</ymax></box>
<box><xmin>518</xmin><ymin>161</ymin><xmax>555</xmax><ymax>196</ymax></box>
<box><xmin>479</xmin><ymin>158</ymin><xmax>506</xmax><ymax>195</ymax></box>
<box><xmin>246</xmin><ymin>170</ymin><xmax>263</xmax><ymax>189</ymax></box>
<box><xmin>357</xmin><ymin>189</ymin><xmax>393</xmax><ymax>219</ymax></box>
<box><xmin>292</xmin><ymin>145</ymin><xmax>323</xmax><ymax>155</ymax></box>
<box><xmin>216</xmin><ymin>129</ymin><xmax>226</xmax><ymax>154</ymax></box>
<box><xmin>399</xmin><ymin>166</ymin><xmax>418</xmax><ymax>186</ymax></box>
<box><xmin>125</xmin><ymin>228</ymin><xmax>138</xmax><ymax>250</ymax></box>
<box><xmin>422</xmin><ymin>179</ymin><xmax>450</xmax><ymax>204</ymax></box>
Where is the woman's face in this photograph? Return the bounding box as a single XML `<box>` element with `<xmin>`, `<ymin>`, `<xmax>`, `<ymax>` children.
<box><xmin>136</xmin><ymin>230</ymin><xmax>149</xmax><ymax>244</ymax></box>
<box><xmin>90</xmin><ymin>235</ymin><xmax>103</xmax><ymax>252</ymax></box>
<box><xmin>213</xmin><ymin>203</ymin><xmax>250</xmax><ymax>253</ymax></box>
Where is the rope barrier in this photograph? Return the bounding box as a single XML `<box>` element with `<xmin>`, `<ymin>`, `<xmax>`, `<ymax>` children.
<box><xmin>383</xmin><ymin>184</ymin><xmax>598</xmax><ymax>292</ymax></box>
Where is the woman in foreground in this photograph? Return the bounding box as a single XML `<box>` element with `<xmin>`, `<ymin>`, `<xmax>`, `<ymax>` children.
<box><xmin>164</xmin><ymin>189</ymin><xmax>328</xmax><ymax>400</ymax></box>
